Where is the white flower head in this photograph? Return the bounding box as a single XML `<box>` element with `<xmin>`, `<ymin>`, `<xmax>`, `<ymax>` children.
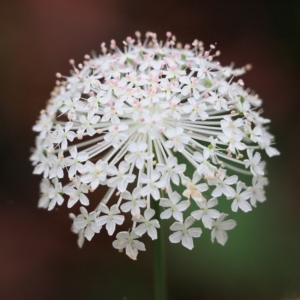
<box><xmin>32</xmin><ymin>31</ymin><xmax>278</xmax><ymax>259</ymax></box>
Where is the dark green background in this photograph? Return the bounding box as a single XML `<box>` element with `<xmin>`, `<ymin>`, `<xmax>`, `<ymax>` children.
<box><xmin>0</xmin><ymin>1</ymin><xmax>299</xmax><ymax>299</ymax></box>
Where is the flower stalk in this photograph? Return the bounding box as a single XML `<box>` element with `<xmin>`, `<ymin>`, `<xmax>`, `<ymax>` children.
<box><xmin>153</xmin><ymin>198</ymin><xmax>167</xmax><ymax>300</ymax></box>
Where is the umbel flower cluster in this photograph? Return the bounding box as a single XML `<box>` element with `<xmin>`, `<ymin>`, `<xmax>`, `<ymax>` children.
<box><xmin>31</xmin><ymin>31</ymin><xmax>279</xmax><ymax>259</ymax></box>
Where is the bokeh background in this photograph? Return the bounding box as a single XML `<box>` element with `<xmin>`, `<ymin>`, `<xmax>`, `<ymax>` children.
<box><xmin>1</xmin><ymin>0</ymin><xmax>300</xmax><ymax>299</ymax></box>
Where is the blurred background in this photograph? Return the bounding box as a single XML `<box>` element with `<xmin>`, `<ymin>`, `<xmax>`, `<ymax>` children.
<box><xmin>0</xmin><ymin>0</ymin><xmax>300</xmax><ymax>299</ymax></box>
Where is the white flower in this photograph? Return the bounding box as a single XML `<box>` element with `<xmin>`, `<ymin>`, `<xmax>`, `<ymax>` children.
<box><xmin>32</xmin><ymin>31</ymin><xmax>279</xmax><ymax>258</ymax></box>
<box><xmin>120</xmin><ymin>188</ymin><xmax>146</xmax><ymax>217</ymax></box>
<box><xmin>206</xmin><ymin>91</ymin><xmax>228</xmax><ymax>111</ymax></box>
<box><xmin>33</xmin><ymin>153</ymin><xmax>52</xmax><ymax>178</ymax></box>
<box><xmin>207</xmin><ymin>168</ymin><xmax>238</xmax><ymax>198</ymax></box>
<box><xmin>106</xmin><ymin>161</ymin><xmax>135</xmax><ymax>192</ymax></box>
<box><xmin>48</xmin><ymin>177</ymin><xmax>64</xmax><ymax>210</ymax></box>
<box><xmin>191</xmin><ymin>198</ymin><xmax>220</xmax><ymax>229</ymax></box>
<box><xmin>101</xmin><ymin>100</ymin><xmax>124</xmax><ymax>124</ymax></box>
<box><xmin>104</xmin><ymin>123</ymin><xmax>129</xmax><ymax>148</ymax></box>
<box><xmin>38</xmin><ymin>178</ymin><xmax>52</xmax><ymax>208</ymax></box>
<box><xmin>218</xmin><ymin>131</ymin><xmax>247</xmax><ymax>154</ymax></box>
<box><xmin>257</xmin><ymin>130</ymin><xmax>280</xmax><ymax>157</ymax></box>
<box><xmin>182</xmin><ymin>172</ymin><xmax>208</xmax><ymax>201</ymax></box>
<box><xmin>134</xmin><ymin>208</ymin><xmax>160</xmax><ymax>240</ymax></box>
<box><xmin>160</xmin><ymin>97</ymin><xmax>182</xmax><ymax>120</ymax></box>
<box><xmin>193</xmin><ymin>148</ymin><xmax>216</xmax><ymax>176</ymax></box>
<box><xmin>63</xmin><ymin>177</ymin><xmax>90</xmax><ymax>208</ymax></box>
<box><xmin>159</xmin><ymin>191</ymin><xmax>190</xmax><ymax>222</ymax></box>
<box><xmin>80</xmin><ymin>159</ymin><xmax>108</xmax><ymax>190</ymax></box>
<box><xmin>244</xmin><ymin>124</ymin><xmax>262</xmax><ymax>143</ymax></box>
<box><xmin>53</xmin><ymin>122</ymin><xmax>76</xmax><ymax>149</ymax></box>
<box><xmin>59</xmin><ymin>93</ymin><xmax>84</xmax><ymax>121</ymax></box>
<box><xmin>211</xmin><ymin>214</ymin><xmax>237</xmax><ymax>246</ymax></box>
<box><xmin>112</xmin><ymin>231</ymin><xmax>146</xmax><ymax>260</ymax></box>
<box><xmin>169</xmin><ymin>216</ymin><xmax>202</xmax><ymax>250</ymax></box>
<box><xmin>77</xmin><ymin>111</ymin><xmax>100</xmax><ymax>136</ymax></box>
<box><xmin>73</xmin><ymin>207</ymin><xmax>101</xmax><ymax>241</ymax></box>
<box><xmin>140</xmin><ymin>170</ymin><xmax>162</xmax><ymax>200</ymax></box>
<box><xmin>32</xmin><ymin>113</ymin><xmax>53</xmax><ymax>138</ymax></box>
<box><xmin>244</xmin><ymin>149</ymin><xmax>264</xmax><ymax>176</ymax></box>
<box><xmin>182</xmin><ymin>97</ymin><xmax>209</xmax><ymax>121</ymax></box>
<box><xmin>192</xmin><ymin>58</ymin><xmax>216</xmax><ymax>80</ymax></box>
<box><xmin>249</xmin><ymin>176</ymin><xmax>268</xmax><ymax>207</ymax></box>
<box><xmin>220</xmin><ymin>116</ymin><xmax>243</xmax><ymax>136</ymax></box>
<box><xmin>125</xmin><ymin>141</ymin><xmax>153</xmax><ymax>169</ymax></box>
<box><xmin>164</xmin><ymin>127</ymin><xmax>190</xmax><ymax>152</ymax></box>
<box><xmin>69</xmin><ymin>213</ymin><xmax>85</xmax><ymax>248</ymax></box>
<box><xmin>64</xmin><ymin>147</ymin><xmax>88</xmax><ymax>179</ymax></box>
<box><xmin>227</xmin><ymin>181</ymin><xmax>252</xmax><ymax>212</ymax></box>
<box><xmin>138</xmin><ymin>113</ymin><xmax>164</xmax><ymax>139</ymax></box>
<box><xmin>155</xmin><ymin>156</ymin><xmax>186</xmax><ymax>186</ymax></box>
<box><xmin>179</xmin><ymin>76</ymin><xmax>205</xmax><ymax>99</ymax></box>
<box><xmin>96</xmin><ymin>203</ymin><xmax>125</xmax><ymax>236</ymax></box>
<box><xmin>48</xmin><ymin>153</ymin><xmax>65</xmax><ymax>179</ymax></box>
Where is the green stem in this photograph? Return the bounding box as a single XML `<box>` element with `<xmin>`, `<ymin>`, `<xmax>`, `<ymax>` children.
<box><xmin>153</xmin><ymin>200</ymin><xmax>167</xmax><ymax>300</ymax></box>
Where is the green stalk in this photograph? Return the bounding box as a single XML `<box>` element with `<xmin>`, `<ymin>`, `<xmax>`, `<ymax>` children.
<box><xmin>153</xmin><ymin>199</ymin><xmax>167</xmax><ymax>300</ymax></box>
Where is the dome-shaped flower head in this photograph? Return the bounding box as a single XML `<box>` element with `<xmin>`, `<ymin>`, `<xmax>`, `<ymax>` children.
<box><xmin>31</xmin><ymin>31</ymin><xmax>279</xmax><ymax>259</ymax></box>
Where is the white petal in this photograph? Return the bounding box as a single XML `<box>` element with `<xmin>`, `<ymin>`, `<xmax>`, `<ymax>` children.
<box><xmin>231</xmin><ymin>200</ymin><xmax>238</xmax><ymax>212</ymax></box>
<box><xmin>147</xmin><ymin>226</ymin><xmax>157</xmax><ymax>240</ymax></box>
<box><xmin>160</xmin><ymin>209</ymin><xmax>172</xmax><ymax>219</ymax></box>
<box><xmin>96</xmin><ymin>216</ymin><xmax>109</xmax><ymax>226</ymax></box>
<box><xmin>239</xmin><ymin>200</ymin><xmax>252</xmax><ymax>212</ymax></box>
<box><xmin>134</xmin><ymin>224</ymin><xmax>147</xmax><ymax>236</ymax></box>
<box><xmin>74</xmin><ymin>217</ymin><xmax>88</xmax><ymax>229</ymax></box>
<box><xmin>215</xmin><ymin>229</ymin><xmax>228</xmax><ymax>245</ymax></box>
<box><xmin>84</xmin><ymin>225</ymin><xmax>95</xmax><ymax>241</ymax></box>
<box><xmin>121</xmin><ymin>202</ymin><xmax>132</xmax><ymax>212</ymax></box>
<box><xmin>177</xmin><ymin>200</ymin><xmax>190</xmax><ymax>212</ymax></box>
<box><xmin>220</xmin><ymin>220</ymin><xmax>236</xmax><ymax>230</ymax></box>
<box><xmin>207</xmin><ymin>198</ymin><xmax>218</xmax><ymax>208</ymax></box>
<box><xmin>99</xmin><ymin>203</ymin><xmax>110</xmax><ymax>214</ymax></box>
<box><xmin>151</xmin><ymin>188</ymin><xmax>160</xmax><ymax>200</ymax></box>
<box><xmin>144</xmin><ymin>208</ymin><xmax>155</xmax><ymax>220</ymax></box>
<box><xmin>170</xmin><ymin>222</ymin><xmax>184</xmax><ymax>231</ymax></box>
<box><xmin>184</xmin><ymin>216</ymin><xmax>195</xmax><ymax>228</ymax></box>
<box><xmin>191</xmin><ymin>210</ymin><xmax>203</xmax><ymax>220</ymax></box>
<box><xmin>114</xmin><ymin>215</ymin><xmax>125</xmax><ymax>225</ymax></box>
<box><xmin>79</xmin><ymin>194</ymin><xmax>90</xmax><ymax>206</ymax></box>
<box><xmin>182</xmin><ymin>234</ymin><xmax>194</xmax><ymax>250</ymax></box>
<box><xmin>202</xmin><ymin>215</ymin><xmax>213</xmax><ymax>229</ymax></box>
<box><xmin>133</xmin><ymin>240</ymin><xmax>146</xmax><ymax>251</ymax></box>
<box><xmin>173</xmin><ymin>210</ymin><xmax>183</xmax><ymax>222</ymax></box>
<box><xmin>106</xmin><ymin>220</ymin><xmax>116</xmax><ymax>236</ymax></box>
<box><xmin>224</xmin><ymin>175</ymin><xmax>238</xmax><ymax>185</ymax></box>
<box><xmin>187</xmin><ymin>227</ymin><xmax>202</xmax><ymax>238</ymax></box>
<box><xmin>169</xmin><ymin>231</ymin><xmax>182</xmax><ymax>244</ymax></box>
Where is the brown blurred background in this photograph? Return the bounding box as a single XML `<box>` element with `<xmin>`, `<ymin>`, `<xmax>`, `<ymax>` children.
<box><xmin>1</xmin><ymin>0</ymin><xmax>300</xmax><ymax>299</ymax></box>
